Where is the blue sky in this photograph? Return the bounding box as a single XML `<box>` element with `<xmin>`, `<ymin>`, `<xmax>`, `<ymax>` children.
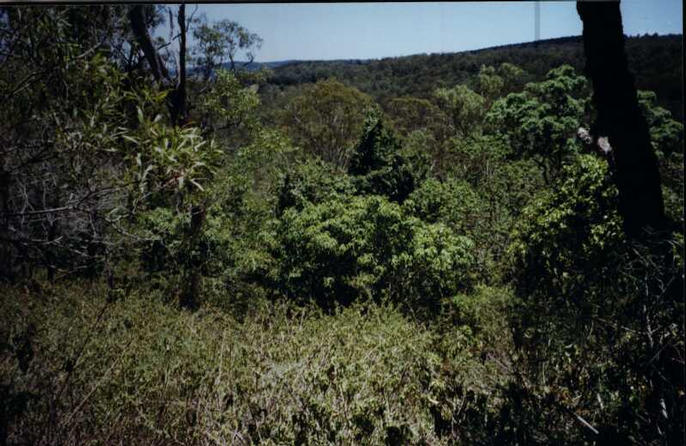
<box><xmin>163</xmin><ymin>1</ymin><xmax>683</xmax><ymax>62</ymax></box>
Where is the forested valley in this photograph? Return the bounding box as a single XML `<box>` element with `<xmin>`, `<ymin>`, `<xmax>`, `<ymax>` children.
<box><xmin>0</xmin><ymin>4</ymin><xmax>683</xmax><ymax>445</ymax></box>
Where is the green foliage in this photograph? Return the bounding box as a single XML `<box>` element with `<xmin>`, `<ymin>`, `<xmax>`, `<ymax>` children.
<box><xmin>637</xmin><ymin>90</ymin><xmax>684</xmax><ymax>227</ymax></box>
<box><xmin>266</xmin><ymin>35</ymin><xmax>682</xmax><ymax>120</ymax></box>
<box><xmin>199</xmin><ymin>128</ymin><xmax>301</xmax><ymax>307</ymax></box>
<box><xmin>403</xmin><ymin>177</ymin><xmax>482</xmax><ymax>235</ymax></box>
<box><xmin>348</xmin><ymin>109</ymin><xmax>430</xmax><ymax>203</ymax></box>
<box><xmin>497</xmin><ymin>62</ymin><xmax>526</xmax><ymax>87</ymax></box>
<box><xmin>276</xmin><ymin>160</ymin><xmax>355</xmax><ymax>215</ymax></box>
<box><xmin>476</xmin><ymin>65</ymin><xmax>504</xmax><ymax>101</ymax></box>
<box><xmin>384</xmin><ymin>96</ymin><xmax>449</xmax><ymax>140</ymax></box>
<box><xmin>509</xmin><ymin>154</ymin><xmax>623</xmax><ymax>306</ymax></box>
<box><xmin>192</xmin><ymin>19</ymin><xmax>263</xmax><ymax>78</ymax></box>
<box><xmin>1</xmin><ymin>7</ymin><xmax>683</xmax><ymax>443</ymax></box>
<box><xmin>121</xmin><ymin>114</ymin><xmax>219</xmax><ymax>201</ymax></box>
<box><xmin>507</xmin><ymin>154</ymin><xmax>684</xmax><ymax>443</ymax></box>
<box><xmin>486</xmin><ymin>65</ymin><xmax>588</xmax><ymax>182</ymax></box>
<box><xmin>274</xmin><ymin>194</ymin><xmax>473</xmax><ymax>310</ymax></box>
<box><xmin>433</xmin><ymin>84</ymin><xmax>486</xmax><ymax>137</ymax></box>
<box><xmin>197</xmin><ymin>69</ymin><xmax>261</xmax><ymax>139</ymax></box>
<box><xmin>280</xmin><ymin>78</ymin><xmax>374</xmax><ymax>167</ymax></box>
<box><xmin>1</xmin><ymin>283</ymin><xmax>513</xmax><ymax>445</ymax></box>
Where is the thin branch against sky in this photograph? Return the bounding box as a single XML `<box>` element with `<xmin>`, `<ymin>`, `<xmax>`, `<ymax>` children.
<box><xmin>156</xmin><ymin>1</ymin><xmax>682</xmax><ymax>62</ymax></box>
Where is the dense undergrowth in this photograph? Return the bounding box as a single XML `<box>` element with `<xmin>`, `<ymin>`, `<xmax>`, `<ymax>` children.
<box><xmin>1</xmin><ymin>282</ymin><xmax>513</xmax><ymax>445</ymax></box>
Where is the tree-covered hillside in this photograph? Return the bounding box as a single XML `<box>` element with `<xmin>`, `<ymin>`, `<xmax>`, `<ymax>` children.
<box><xmin>263</xmin><ymin>34</ymin><xmax>683</xmax><ymax>120</ymax></box>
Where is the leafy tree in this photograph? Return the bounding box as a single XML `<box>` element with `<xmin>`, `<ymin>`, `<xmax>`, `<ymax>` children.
<box><xmin>403</xmin><ymin>177</ymin><xmax>481</xmax><ymax>236</ymax></box>
<box><xmin>197</xmin><ymin>69</ymin><xmax>261</xmax><ymax>141</ymax></box>
<box><xmin>433</xmin><ymin>85</ymin><xmax>486</xmax><ymax>138</ymax></box>
<box><xmin>486</xmin><ymin>64</ymin><xmax>588</xmax><ymax>183</ymax></box>
<box><xmin>274</xmin><ymin>194</ymin><xmax>473</xmax><ymax>310</ymax></box>
<box><xmin>264</xmin><ymin>35</ymin><xmax>682</xmax><ymax>121</ymax></box>
<box><xmin>578</xmin><ymin>1</ymin><xmax>666</xmax><ymax>238</ymax></box>
<box><xmin>384</xmin><ymin>96</ymin><xmax>449</xmax><ymax>140</ymax></box>
<box><xmin>128</xmin><ymin>4</ymin><xmax>191</xmax><ymax>125</ymax></box>
<box><xmin>348</xmin><ymin>109</ymin><xmax>429</xmax><ymax>203</ymax></box>
<box><xmin>0</xmin><ymin>8</ymin><xmax>143</xmax><ymax>281</ymax></box>
<box><xmin>575</xmin><ymin>6</ymin><xmax>682</xmax><ymax>442</ymax></box>
<box><xmin>280</xmin><ymin>79</ymin><xmax>374</xmax><ymax>168</ymax></box>
<box><xmin>476</xmin><ymin>65</ymin><xmax>504</xmax><ymax>102</ymax></box>
<box><xmin>193</xmin><ymin>18</ymin><xmax>263</xmax><ymax>79</ymax></box>
<box><xmin>637</xmin><ymin>90</ymin><xmax>683</xmax><ymax>159</ymax></box>
<box><xmin>276</xmin><ymin>160</ymin><xmax>355</xmax><ymax>215</ymax></box>
<box><xmin>0</xmin><ymin>7</ymin><xmax>224</xmax><ymax>310</ymax></box>
<box><xmin>635</xmin><ymin>90</ymin><xmax>684</xmax><ymax>228</ymax></box>
<box><xmin>497</xmin><ymin>62</ymin><xmax>527</xmax><ymax>91</ymax></box>
<box><xmin>508</xmin><ymin>153</ymin><xmax>683</xmax><ymax>443</ymax></box>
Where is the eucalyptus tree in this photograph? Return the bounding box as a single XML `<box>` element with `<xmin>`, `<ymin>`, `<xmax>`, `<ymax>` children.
<box><xmin>192</xmin><ymin>19</ymin><xmax>263</xmax><ymax>80</ymax></box>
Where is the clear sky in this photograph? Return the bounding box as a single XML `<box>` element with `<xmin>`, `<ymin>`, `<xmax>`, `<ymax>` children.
<box><xmin>164</xmin><ymin>1</ymin><xmax>683</xmax><ymax>62</ymax></box>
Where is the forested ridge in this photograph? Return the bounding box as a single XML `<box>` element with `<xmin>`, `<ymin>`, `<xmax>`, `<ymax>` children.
<box><xmin>0</xmin><ymin>5</ymin><xmax>683</xmax><ymax>445</ymax></box>
<box><xmin>261</xmin><ymin>34</ymin><xmax>683</xmax><ymax>120</ymax></box>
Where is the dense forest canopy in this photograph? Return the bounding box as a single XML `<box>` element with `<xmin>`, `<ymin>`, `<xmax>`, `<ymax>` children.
<box><xmin>0</xmin><ymin>4</ymin><xmax>683</xmax><ymax>445</ymax></box>
<box><xmin>260</xmin><ymin>34</ymin><xmax>683</xmax><ymax>120</ymax></box>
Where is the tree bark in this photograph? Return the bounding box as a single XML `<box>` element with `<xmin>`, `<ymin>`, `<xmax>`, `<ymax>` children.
<box><xmin>577</xmin><ymin>0</ymin><xmax>665</xmax><ymax>239</ymax></box>
<box><xmin>128</xmin><ymin>5</ymin><xmax>169</xmax><ymax>83</ymax></box>
<box><xmin>129</xmin><ymin>5</ymin><xmax>188</xmax><ymax>127</ymax></box>
<box><xmin>179</xmin><ymin>204</ymin><xmax>205</xmax><ymax>310</ymax></box>
<box><xmin>175</xmin><ymin>4</ymin><xmax>188</xmax><ymax>125</ymax></box>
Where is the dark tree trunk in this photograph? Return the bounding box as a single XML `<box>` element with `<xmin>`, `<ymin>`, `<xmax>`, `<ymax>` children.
<box><xmin>578</xmin><ymin>5</ymin><xmax>682</xmax><ymax>443</ymax></box>
<box><xmin>0</xmin><ymin>170</ymin><xmax>12</xmax><ymax>281</ymax></box>
<box><xmin>175</xmin><ymin>4</ymin><xmax>188</xmax><ymax>126</ymax></box>
<box><xmin>128</xmin><ymin>5</ymin><xmax>168</xmax><ymax>83</ymax></box>
<box><xmin>179</xmin><ymin>205</ymin><xmax>205</xmax><ymax>310</ymax></box>
<box><xmin>577</xmin><ymin>1</ymin><xmax>665</xmax><ymax>239</ymax></box>
<box><xmin>129</xmin><ymin>5</ymin><xmax>188</xmax><ymax>126</ymax></box>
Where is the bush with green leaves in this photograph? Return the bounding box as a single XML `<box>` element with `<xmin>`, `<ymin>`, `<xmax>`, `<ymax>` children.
<box><xmin>486</xmin><ymin>65</ymin><xmax>589</xmax><ymax>183</ymax></box>
<box><xmin>279</xmin><ymin>78</ymin><xmax>374</xmax><ymax>167</ymax></box>
<box><xmin>637</xmin><ymin>90</ymin><xmax>684</xmax><ymax>158</ymax></box>
<box><xmin>200</xmin><ymin>128</ymin><xmax>301</xmax><ymax>308</ymax></box>
<box><xmin>348</xmin><ymin>109</ymin><xmax>430</xmax><ymax>203</ymax></box>
<box><xmin>508</xmin><ymin>154</ymin><xmax>623</xmax><ymax>305</ymax></box>
<box><xmin>274</xmin><ymin>194</ymin><xmax>474</xmax><ymax>310</ymax></box>
<box><xmin>275</xmin><ymin>160</ymin><xmax>355</xmax><ymax>215</ymax></box>
<box><xmin>1</xmin><ymin>282</ymin><xmax>514</xmax><ymax>445</ymax></box>
<box><xmin>403</xmin><ymin>177</ymin><xmax>482</xmax><ymax>235</ymax></box>
<box><xmin>507</xmin><ymin>153</ymin><xmax>684</xmax><ymax>443</ymax></box>
<box><xmin>637</xmin><ymin>90</ymin><xmax>684</xmax><ymax>227</ymax></box>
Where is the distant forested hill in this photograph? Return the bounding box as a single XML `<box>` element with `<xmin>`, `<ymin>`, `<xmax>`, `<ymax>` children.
<box><xmin>262</xmin><ymin>34</ymin><xmax>683</xmax><ymax>119</ymax></box>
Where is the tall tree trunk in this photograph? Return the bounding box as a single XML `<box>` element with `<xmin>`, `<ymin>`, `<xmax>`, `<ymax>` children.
<box><xmin>175</xmin><ymin>4</ymin><xmax>188</xmax><ymax>125</ymax></box>
<box><xmin>128</xmin><ymin>5</ymin><xmax>188</xmax><ymax>125</ymax></box>
<box><xmin>128</xmin><ymin>5</ymin><xmax>168</xmax><ymax>83</ymax></box>
<box><xmin>578</xmin><ymin>5</ymin><xmax>682</xmax><ymax>443</ymax></box>
<box><xmin>577</xmin><ymin>0</ymin><xmax>665</xmax><ymax>239</ymax></box>
<box><xmin>179</xmin><ymin>204</ymin><xmax>205</xmax><ymax>310</ymax></box>
<box><xmin>0</xmin><ymin>170</ymin><xmax>12</xmax><ymax>282</ymax></box>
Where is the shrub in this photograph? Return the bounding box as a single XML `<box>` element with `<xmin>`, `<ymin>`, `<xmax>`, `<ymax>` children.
<box><xmin>0</xmin><ymin>282</ymin><xmax>511</xmax><ymax>445</ymax></box>
<box><xmin>509</xmin><ymin>154</ymin><xmax>624</xmax><ymax>308</ymax></box>
<box><xmin>403</xmin><ymin>177</ymin><xmax>482</xmax><ymax>234</ymax></box>
<box><xmin>275</xmin><ymin>160</ymin><xmax>355</xmax><ymax>215</ymax></box>
<box><xmin>506</xmin><ymin>154</ymin><xmax>684</xmax><ymax>443</ymax></box>
<box><xmin>348</xmin><ymin>109</ymin><xmax>430</xmax><ymax>203</ymax></box>
<box><xmin>274</xmin><ymin>194</ymin><xmax>473</xmax><ymax>310</ymax></box>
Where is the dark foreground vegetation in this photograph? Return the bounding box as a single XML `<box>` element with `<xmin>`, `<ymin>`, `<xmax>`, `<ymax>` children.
<box><xmin>1</xmin><ymin>4</ymin><xmax>683</xmax><ymax>445</ymax></box>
